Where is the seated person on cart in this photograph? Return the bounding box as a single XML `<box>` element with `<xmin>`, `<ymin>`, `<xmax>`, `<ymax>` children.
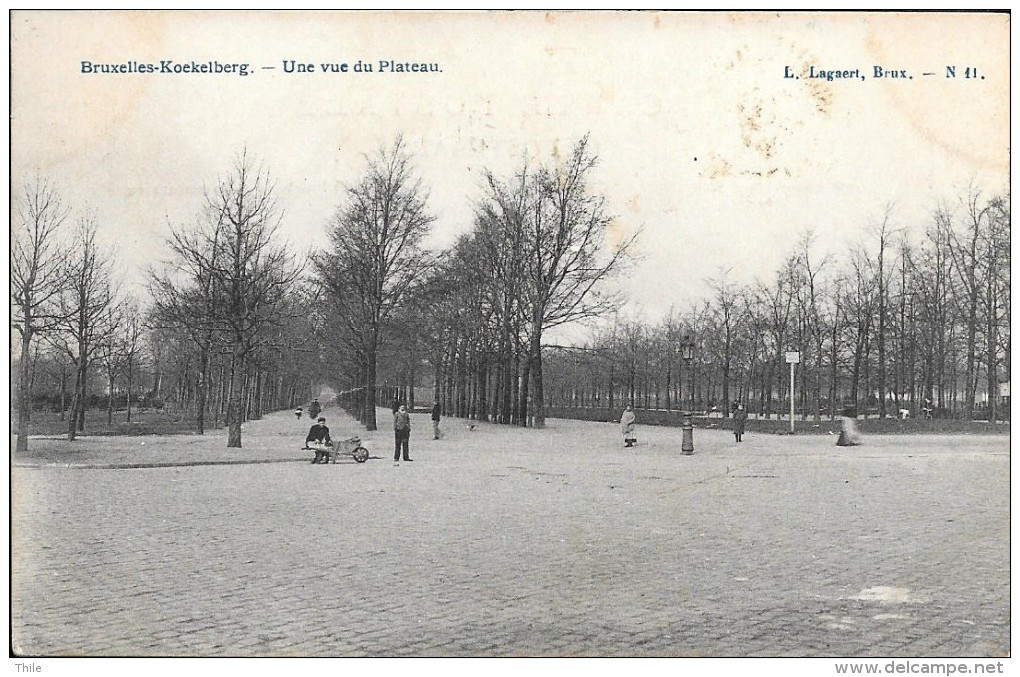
<box><xmin>306</xmin><ymin>416</ymin><xmax>333</xmax><ymax>464</ymax></box>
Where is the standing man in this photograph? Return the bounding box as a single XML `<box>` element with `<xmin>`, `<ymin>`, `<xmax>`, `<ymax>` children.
<box><xmin>431</xmin><ymin>401</ymin><xmax>442</xmax><ymax>439</ymax></box>
<box><xmin>733</xmin><ymin>402</ymin><xmax>747</xmax><ymax>443</ymax></box>
<box><xmin>394</xmin><ymin>403</ymin><xmax>412</xmax><ymax>462</ymax></box>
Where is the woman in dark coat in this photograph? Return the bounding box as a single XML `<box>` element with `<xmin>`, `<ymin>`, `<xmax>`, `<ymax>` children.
<box><xmin>733</xmin><ymin>403</ymin><xmax>747</xmax><ymax>442</ymax></box>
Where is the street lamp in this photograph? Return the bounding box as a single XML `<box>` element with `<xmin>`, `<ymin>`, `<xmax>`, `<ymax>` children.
<box><xmin>679</xmin><ymin>335</ymin><xmax>695</xmax><ymax>455</ymax></box>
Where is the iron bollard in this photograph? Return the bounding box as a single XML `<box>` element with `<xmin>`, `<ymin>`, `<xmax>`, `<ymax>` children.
<box><xmin>681</xmin><ymin>411</ymin><xmax>694</xmax><ymax>455</ymax></box>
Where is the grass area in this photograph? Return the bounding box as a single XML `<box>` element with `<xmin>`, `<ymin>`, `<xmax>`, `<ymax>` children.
<box><xmin>15</xmin><ymin>405</ymin><xmax>1009</xmax><ymax>440</ymax></box>
<box><xmin>544</xmin><ymin>406</ymin><xmax>1009</xmax><ymax>436</ymax></box>
<box><xmin>716</xmin><ymin>416</ymin><xmax>1009</xmax><ymax>436</ymax></box>
<box><xmin>13</xmin><ymin>408</ymin><xmax>223</xmax><ymax>437</ymax></box>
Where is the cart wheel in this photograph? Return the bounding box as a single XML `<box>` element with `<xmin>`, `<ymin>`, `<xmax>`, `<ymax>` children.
<box><xmin>352</xmin><ymin>446</ymin><xmax>369</xmax><ymax>463</ymax></box>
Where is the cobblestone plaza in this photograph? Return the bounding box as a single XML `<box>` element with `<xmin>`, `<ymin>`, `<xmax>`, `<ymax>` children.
<box><xmin>11</xmin><ymin>409</ymin><xmax>1010</xmax><ymax>657</ymax></box>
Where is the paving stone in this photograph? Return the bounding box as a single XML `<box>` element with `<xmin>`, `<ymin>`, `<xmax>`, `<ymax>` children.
<box><xmin>10</xmin><ymin>408</ymin><xmax>1010</xmax><ymax>656</ymax></box>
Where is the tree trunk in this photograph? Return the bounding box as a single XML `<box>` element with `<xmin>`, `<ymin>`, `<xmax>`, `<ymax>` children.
<box><xmin>965</xmin><ymin>303</ymin><xmax>977</xmax><ymax>420</ymax></box>
<box><xmin>67</xmin><ymin>359</ymin><xmax>83</xmax><ymax>442</ymax></box>
<box><xmin>531</xmin><ymin>328</ymin><xmax>546</xmax><ymax>428</ymax></box>
<box><xmin>16</xmin><ymin>328</ymin><xmax>33</xmax><ymax>452</ymax></box>
<box><xmin>987</xmin><ymin>347</ymin><xmax>997</xmax><ymax>424</ymax></box>
<box><xmin>500</xmin><ymin>337</ymin><xmax>512</xmax><ymax>424</ymax></box>
<box><xmin>984</xmin><ymin>226</ymin><xmax>999</xmax><ymax>423</ymax></box>
<box><xmin>226</xmin><ymin>349</ymin><xmax>243</xmax><ymax>448</ymax></box>
<box><xmin>607</xmin><ymin>359</ymin><xmax>615</xmax><ymax>412</ymax></box>
<box><xmin>665</xmin><ymin>362</ymin><xmax>672</xmax><ymax>411</ymax></box>
<box><xmin>215</xmin><ymin>361</ymin><xmax>226</xmax><ymax>427</ymax></box>
<box><xmin>68</xmin><ymin>353</ymin><xmax>88</xmax><ymax>439</ymax></box>
<box><xmin>811</xmin><ymin>332</ymin><xmax>822</xmax><ymax>423</ymax></box>
<box><xmin>59</xmin><ymin>364</ymin><xmax>67</xmax><ymax>421</ymax></box>
<box><xmin>252</xmin><ymin>363</ymin><xmax>263</xmax><ymax>420</ymax></box>
<box><xmin>828</xmin><ymin>320</ymin><xmax>838</xmax><ymax>419</ymax></box>
<box><xmin>107</xmin><ymin>372</ymin><xmax>115</xmax><ymax>425</ymax></box>
<box><xmin>409</xmin><ymin>349</ymin><xmax>416</xmax><ymax>411</ymax></box>
<box><xmin>433</xmin><ymin>358</ymin><xmax>443</xmax><ymax>406</ymax></box>
<box><xmin>518</xmin><ymin>348</ymin><xmax>531</xmax><ymax>427</ymax></box>
<box><xmin>365</xmin><ymin>333</ymin><xmax>378</xmax><ymax>431</ymax></box>
<box><xmin>196</xmin><ymin>341</ymin><xmax>209</xmax><ymax>434</ymax></box>
<box><xmin>722</xmin><ymin>354</ymin><xmax>731</xmax><ymax>418</ymax></box>
<box><xmin>67</xmin><ymin>390</ymin><xmax>80</xmax><ymax>441</ymax></box>
<box><xmin>477</xmin><ymin>354</ymin><xmax>489</xmax><ymax>422</ymax></box>
<box><xmin>77</xmin><ymin>360</ymin><xmax>87</xmax><ymax>432</ymax></box>
<box><xmin>126</xmin><ymin>357</ymin><xmax>134</xmax><ymax>423</ymax></box>
<box><xmin>27</xmin><ymin>343</ymin><xmax>40</xmax><ymax>424</ymax></box>
<box><xmin>457</xmin><ymin>340</ymin><xmax>469</xmax><ymax>418</ymax></box>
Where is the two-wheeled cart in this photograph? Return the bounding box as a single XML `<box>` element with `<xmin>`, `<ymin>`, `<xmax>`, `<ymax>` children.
<box><xmin>328</xmin><ymin>436</ymin><xmax>369</xmax><ymax>463</ymax></box>
<box><xmin>303</xmin><ymin>436</ymin><xmax>369</xmax><ymax>463</ymax></box>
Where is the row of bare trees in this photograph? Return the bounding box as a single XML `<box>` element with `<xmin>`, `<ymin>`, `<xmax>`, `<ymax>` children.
<box><xmin>13</xmin><ymin>152</ymin><xmax>319</xmax><ymax>451</ymax></box>
<box><xmin>335</xmin><ymin>135</ymin><xmax>635</xmax><ymax>429</ymax></box>
<box><xmin>322</xmin><ymin>139</ymin><xmax>1009</xmax><ymax>429</ymax></box>
<box><xmin>313</xmin><ymin>136</ymin><xmax>434</xmax><ymax>431</ymax></box>
<box><xmin>537</xmin><ymin>192</ymin><xmax>1010</xmax><ymax>423</ymax></box>
<box><xmin>11</xmin><ymin>179</ymin><xmax>144</xmax><ymax>449</ymax></box>
<box><xmin>13</xmin><ymin>141</ymin><xmax>1008</xmax><ymax>454</ymax></box>
<box><xmin>149</xmin><ymin>150</ymin><xmax>306</xmax><ymax>447</ymax></box>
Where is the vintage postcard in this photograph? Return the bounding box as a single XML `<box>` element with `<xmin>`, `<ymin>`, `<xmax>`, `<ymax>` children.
<box><xmin>10</xmin><ymin>10</ymin><xmax>1010</xmax><ymax>671</ymax></box>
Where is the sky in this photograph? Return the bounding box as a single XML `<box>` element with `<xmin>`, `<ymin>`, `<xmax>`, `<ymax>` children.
<box><xmin>10</xmin><ymin>11</ymin><xmax>1010</xmax><ymax>330</ymax></box>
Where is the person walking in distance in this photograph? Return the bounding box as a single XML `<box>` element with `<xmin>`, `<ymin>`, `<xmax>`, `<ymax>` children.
<box><xmin>733</xmin><ymin>402</ymin><xmax>747</xmax><ymax>443</ymax></box>
<box><xmin>308</xmin><ymin>398</ymin><xmax>321</xmax><ymax>420</ymax></box>
<box><xmin>836</xmin><ymin>405</ymin><xmax>862</xmax><ymax>447</ymax></box>
<box><xmin>431</xmin><ymin>401</ymin><xmax>442</xmax><ymax>439</ymax></box>
<box><xmin>394</xmin><ymin>403</ymin><xmax>412</xmax><ymax>462</ymax></box>
<box><xmin>620</xmin><ymin>404</ymin><xmax>637</xmax><ymax>447</ymax></box>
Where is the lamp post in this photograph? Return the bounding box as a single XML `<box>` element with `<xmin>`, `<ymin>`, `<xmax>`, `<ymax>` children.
<box><xmin>680</xmin><ymin>335</ymin><xmax>695</xmax><ymax>455</ymax></box>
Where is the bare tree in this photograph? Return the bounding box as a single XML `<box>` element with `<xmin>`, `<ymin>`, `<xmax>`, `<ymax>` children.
<box><xmin>524</xmin><ymin>136</ymin><xmax>636</xmax><ymax>428</ymax></box>
<box><xmin>475</xmin><ymin>163</ymin><xmax>531</xmax><ymax>424</ymax></box>
<box><xmin>97</xmin><ymin>301</ymin><xmax>125</xmax><ymax>425</ymax></box>
<box><xmin>152</xmin><ymin>151</ymin><xmax>300</xmax><ymax>445</ymax></box>
<box><xmin>945</xmin><ymin>192</ymin><xmax>984</xmax><ymax>419</ymax></box>
<box><xmin>792</xmin><ymin>230</ymin><xmax>832</xmax><ymax>423</ymax></box>
<box><xmin>316</xmin><ymin>136</ymin><xmax>434</xmax><ymax>431</ymax></box>
<box><xmin>57</xmin><ymin>210</ymin><xmax>117</xmax><ymax>441</ymax></box>
<box><xmin>980</xmin><ymin>194</ymin><xmax>1009</xmax><ymax>422</ymax></box>
<box><xmin>707</xmin><ymin>268</ymin><xmax>740</xmax><ymax>418</ymax></box>
<box><xmin>120</xmin><ymin>298</ymin><xmax>145</xmax><ymax>422</ymax></box>
<box><xmin>206</xmin><ymin>150</ymin><xmax>300</xmax><ymax>447</ymax></box>
<box><xmin>150</xmin><ymin>204</ymin><xmax>229</xmax><ymax>435</ymax></box>
<box><xmin>843</xmin><ymin>249</ymin><xmax>876</xmax><ymax>412</ymax></box>
<box><xmin>11</xmin><ymin>177</ymin><xmax>70</xmax><ymax>451</ymax></box>
<box><xmin>914</xmin><ymin>209</ymin><xmax>955</xmax><ymax>413</ymax></box>
<box><xmin>871</xmin><ymin>207</ymin><xmax>899</xmax><ymax>419</ymax></box>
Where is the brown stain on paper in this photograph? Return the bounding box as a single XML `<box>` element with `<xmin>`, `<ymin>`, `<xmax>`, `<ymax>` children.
<box><xmin>12</xmin><ymin>12</ymin><xmax>169</xmax><ymax>168</ymax></box>
<box><xmin>605</xmin><ymin>216</ymin><xmax>632</xmax><ymax>252</ymax></box>
<box><xmin>863</xmin><ymin>28</ymin><xmax>1007</xmax><ymax>172</ymax></box>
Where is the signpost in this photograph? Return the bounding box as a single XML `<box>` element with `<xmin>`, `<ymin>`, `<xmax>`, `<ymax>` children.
<box><xmin>785</xmin><ymin>351</ymin><xmax>800</xmax><ymax>433</ymax></box>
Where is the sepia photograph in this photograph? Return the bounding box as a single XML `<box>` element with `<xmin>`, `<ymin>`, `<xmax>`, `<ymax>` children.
<box><xmin>9</xmin><ymin>9</ymin><xmax>1010</xmax><ymax>672</ymax></box>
